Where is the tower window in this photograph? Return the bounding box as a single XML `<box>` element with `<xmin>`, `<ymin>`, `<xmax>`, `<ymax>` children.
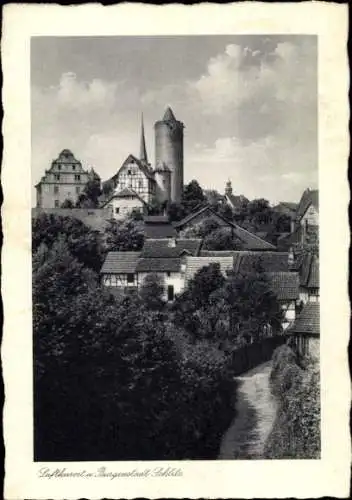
<box><xmin>115</xmin><ymin>207</ymin><xmax>120</xmax><ymax>214</ymax></box>
<box><xmin>58</xmin><ymin>165</ymin><xmax>61</xmax><ymax>171</ymax></box>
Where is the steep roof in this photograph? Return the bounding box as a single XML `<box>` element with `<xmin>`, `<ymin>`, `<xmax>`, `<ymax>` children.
<box><xmin>231</xmin><ymin>251</ymin><xmax>290</xmax><ymax>273</ymax></box>
<box><xmin>101</xmin><ymin>252</ymin><xmax>141</xmax><ymax>274</ymax></box>
<box><xmin>174</xmin><ymin>205</ymin><xmax>275</xmax><ymax>251</ymax></box>
<box><xmin>142</xmin><ymin>223</ymin><xmax>177</xmax><ymax>239</ymax></box>
<box><xmin>141</xmin><ymin>238</ymin><xmax>202</xmax><ymax>258</ymax></box>
<box><xmin>297</xmin><ymin>253</ymin><xmax>319</xmax><ymax>289</ymax></box>
<box><xmin>163</xmin><ymin>106</ymin><xmax>176</xmax><ymax>121</ymax></box>
<box><xmin>185</xmin><ymin>256</ymin><xmax>234</xmax><ymax>283</ymax></box>
<box><xmin>108</xmin><ymin>154</ymin><xmax>155</xmax><ymax>185</ymax></box>
<box><xmin>265</xmin><ymin>272</ymin><xmax>299</xmax><ymax>301</ymax></box>
<box><xmin>136</xmin><ymin>257</ymin><xmax>181</xmax><ymax>273</ymax></box>
<box><xmin>101</xmin><ymin>187</ymin><xmax>147</xmax><ymax>207</ymax></box>
<box><xmin>296</xmin><ymin>189</ymin><xmax>319</xmax><ymax>222</ymax></box>
<box><xmin>144</xmin><ymin>215</ymin><xmax>170</xmax><ymax>224</ymax></box>
<box><xmin>289</xmin><ymin>302</ymin><xmax>320</xmax><ymax>336</ymax></box>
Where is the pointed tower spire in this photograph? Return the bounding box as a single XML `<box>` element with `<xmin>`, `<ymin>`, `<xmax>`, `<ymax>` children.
<box><xmin>139</xmin><ymin>113</ymin><xmax>148</xmax><ymax>163</ymax></box>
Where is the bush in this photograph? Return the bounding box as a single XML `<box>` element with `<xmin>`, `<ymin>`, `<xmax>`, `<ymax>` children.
<box><xmin>264</xmin><ymin>345</ymin><xmax>320</xmax><ymax>459</ymax></box>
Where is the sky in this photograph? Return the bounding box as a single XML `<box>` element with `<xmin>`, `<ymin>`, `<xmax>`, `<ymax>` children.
<box><xmin>31</xmin><ymin>35</ymin><xmax>317</xmax><ymax>204</ymax></box>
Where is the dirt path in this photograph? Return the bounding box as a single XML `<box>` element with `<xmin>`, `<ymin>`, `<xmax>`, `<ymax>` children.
<box><xmin>218</xmin><ymin>361</ymin><xmax>277</xmax><ymax>459</ymax></box>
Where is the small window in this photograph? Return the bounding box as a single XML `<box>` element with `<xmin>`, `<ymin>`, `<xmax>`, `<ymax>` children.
<box><xmin>167</xmin><ymin>271</ymin><xmax>171</xmax><ymax>277</ymax></box>
<box><xmin>58</xmin><ymin>165</ymin><xmax>61</xmax><ymax>171</ymax></box>
<box><xmin>54</xmin><ymin>174</ymin><xmax>60</xmax><ymax>181</ymax></box>
<box><xmin>76</xmin><ymin>186</ymin><xmax>80</xmax><ymax>194</ymax></box>
<box><xmin>72</xmin><ymin>165</ymin><xmax>76</xmax><ymax>170</ymax></box>
<box><xmin>54</xmin><ymin>200</ymin><xmax>59</xmax><ymax>208</ymax></box>
<box><xmin>127</xmin><ymin>169</ymin><xmax>132</xmax><ymax>175</ymax></box>
<box><xmin>54</xmin><ymin>186</ymin><xmax>59</xmax><ymax>194</ymax></box>
<box><xmin>127</xmin><ymin>274</ymin><xmax>134</xmax><ymax>284</ymax></box>
<box><xmin>115</xmin><ymin>207</ymin><xmax>120</xmax><ymax>214</ymax></box>
<box><xmin>75</xmin><ymin>174</ymin><xmax>81</xmax><ymax>181</ymax></box>
<box><xmin>167</xmin><ymin>285</ymin><xmax>174</xmax><ymax>302</ymax></box>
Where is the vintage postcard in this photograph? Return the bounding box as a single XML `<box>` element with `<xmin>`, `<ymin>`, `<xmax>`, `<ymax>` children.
<box><xmin>1</xmin><ymin>2</ymin><xmax>350</xmax><ymax>499</ymax></box>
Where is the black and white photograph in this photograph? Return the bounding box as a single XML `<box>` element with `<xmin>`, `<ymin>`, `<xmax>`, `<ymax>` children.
<box><xmin>2</xmin><ymin>3</ymin><xmax>350</xmax><ymax>499</ymax></box>
<box><xmin>31</xmin><ymin>34</ymin><xmax>320</xmax><ymax>462</ymax></box>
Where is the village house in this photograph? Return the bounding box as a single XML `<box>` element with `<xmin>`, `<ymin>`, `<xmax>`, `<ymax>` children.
<box><xmin>174</xmin><ymin>205</ymin><xmax>276</xmax><ymax>251</ymax></box>
<box><xmin>277</xmin><ymin>189</ymin><xmax>319</xmax><ymax>251</ymax></box>
<box><xmin>100</xmin><ymin>243</ymin><xmax>301</xmax><ymax>331</ymax></box>
<box><xmin>288</xmin><ymin>302</ymin><xmax>320</xmax><ymax>360</ymax></box>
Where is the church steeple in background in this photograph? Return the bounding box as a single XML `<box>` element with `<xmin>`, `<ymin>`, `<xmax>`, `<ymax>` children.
<box><xmin>139</xmin><ymin>113</ymin><xmax>148</xmax><ymax>164</ymax></box>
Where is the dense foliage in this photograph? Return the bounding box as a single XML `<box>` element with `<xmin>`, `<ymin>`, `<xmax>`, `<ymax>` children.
<box><xmin>264</xmin><ymin>345</ymin><xmax>320</xmax><ymax>459</ymax></box>
<box><xmin>105</xmin><ymin>219</ymin><xmax>144</xmax><ymax>252</ymax></box>
<box><xmin>33</xmin><ymin>219</ymin><xmax>235</xmax><ymax>460</ymax></box>
<box><xmin>172</xmin><ymin>263</ymin><xmax>283</xmax><ymax>349</ymax></box>
<box><xmin>32</xmin><ymin>213</ymin><xmax>104</xmax><ymax>272</ymax></box>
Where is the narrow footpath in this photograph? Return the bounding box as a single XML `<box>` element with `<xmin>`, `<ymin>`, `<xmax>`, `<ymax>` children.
<box><xmin>218</xmin><ymin>361</ymin><xmax>277</xmax><ymax>459</ymax></box>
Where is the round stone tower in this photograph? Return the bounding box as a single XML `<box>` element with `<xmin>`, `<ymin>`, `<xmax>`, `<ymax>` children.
<box><xmin>154</xmin><ymin>163</ymin><xmax>171</xmax><ymax>203</ymax></box>
<box><xmin>154</xmin><ymin>107</ymin><xmax>184</xmax><ymax>203</ymax></box>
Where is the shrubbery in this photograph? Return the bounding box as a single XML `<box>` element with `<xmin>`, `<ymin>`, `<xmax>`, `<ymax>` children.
<box><xmin>33</xmin><ymin>220</ymin><xmax>235</xmax><ymax>460</ymax></box>
<box><xmin>265</xmin><ymin>344</ymin><xmax>320</xmax><ymax>459</ymax></box>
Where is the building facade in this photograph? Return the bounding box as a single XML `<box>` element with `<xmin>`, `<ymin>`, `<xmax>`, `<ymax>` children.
<box><xmin>102</xmin><ymin>108</ymin><xmax>184</xmax><ymax>219</ymax></box>
<box><xmin>35</xmin><ymin>149</ymin><xmax>94</xmax><ymax>208</ymax></box>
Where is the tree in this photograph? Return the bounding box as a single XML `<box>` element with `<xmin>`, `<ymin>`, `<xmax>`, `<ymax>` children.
<box><xmin>76</xmin><ymin>179</ymin><xmax>102</xmax><ymax>208</ymax></box>
<box><xmin>105</xmin><ymin>219</ymin><xmax>144</xmax><ymax>252</ymax></box>
<box><xmin>204</xmin><ymin>227</ymin><xmax>244</xmax><ymax>251</ymax></box>
<box><xmin>182</xmin><ymin>180</ymin><xmax>206</xmax><ymax>213</ymax></box>
<box><xmin>32</xmin><ymin>213</ymin><xmax>105</xmax><ymax>273</ymax></box>
<box><xmin>139</xmin><ymin>273</ymin><xmax>166</xmax><ymax>310</ymax></box>
<box><xmin>166</xmin><ymin>202</ymin><xmax>186</xmax><ymax>222</ymax></box>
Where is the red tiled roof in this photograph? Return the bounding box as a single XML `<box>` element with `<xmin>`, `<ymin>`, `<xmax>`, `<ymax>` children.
<box><xmin>144</xmin><ymin>215</ymin><xmax>170</xmax><ymax>224</ymax></box>
<box><xmin>174</xmin><ymin>205</ymin><xmax>275</xmax><ymax>251</ymax></box>
<box><xmin>185</xmin><ymin>256</ymin><xmax>234</xmax><ymax>283</ymax></box>
<box><xmin>289</xmin><ymin>302</ymin><xmax>320</xmax><ymax>336</ymax></box>
<box><xmin>265</xmin><ymin>272</ymin><xmax>299</xmax><ymax>301</ymax></box>
<box><xmin>232</xmin><ymin>251</ymin><xmax>290</xmax><ymax>273</ymax></box>
<box><xmin>101</xmin><ymin>252</ymin><xmax>141</xmax><ymax>274</ymax></box>
<box><xmin>296</xmin><ymin>189</ymin><xmax>319</xmax><ymax>222</ymax></box>
<box><xmin>141</xmin><ymin>238</ymin><xmax>202</xmax><ymax>258</ymax></box>
<box><xmin>136</xmin><ymin>257</ymin><xmax>181</xmax><ymax>273</ymax></box>
<box><xmin>143</xmin><ymin>224</ymin><xmax>177</xmax><ymax>239</ymax></box>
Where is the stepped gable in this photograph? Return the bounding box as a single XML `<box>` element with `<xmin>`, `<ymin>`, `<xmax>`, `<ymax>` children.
<box><xmin>101</xmin><ymin>252</ymin><xmax>141</xmax><ymax>274</ymax></box>
<box><xmin>289</xmin><ymin>302</ymin><xmax>320</xmax><ymax>336</ymax></box>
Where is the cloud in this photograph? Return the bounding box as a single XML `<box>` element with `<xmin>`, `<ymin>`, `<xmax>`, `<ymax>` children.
<box><xmin>56</xmin><ymin>72</ymin><xmax>118</xmax><ymax>109</ymax></box>
<box><xmin>186</xmin><ymin>134</ymin><xmax>318</xmax><ymax>203</ymax></box>
<box><xmin>190</xmin><ymin>40</ymin><xmax>317</xmax><ymax>130</ymax></box>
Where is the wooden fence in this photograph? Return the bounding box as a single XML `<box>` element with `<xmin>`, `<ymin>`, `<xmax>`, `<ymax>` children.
<box><xmin>231</xmin><ymin>335</ymin><xmax>287</xmax><ymax>376</ymax></box>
